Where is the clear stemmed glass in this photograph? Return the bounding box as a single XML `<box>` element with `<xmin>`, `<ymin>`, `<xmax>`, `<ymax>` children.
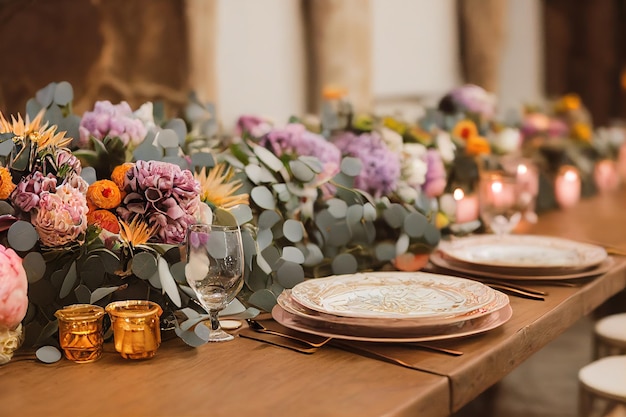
<box><xmin>185</xmin><ymin>224</ymin><xmax>244</xmax><ymax>342</ymax></box>
<box><xmin>478</xmin><ymin>171</ymin><xmax>524</xmax><ymax>235</ymax></box>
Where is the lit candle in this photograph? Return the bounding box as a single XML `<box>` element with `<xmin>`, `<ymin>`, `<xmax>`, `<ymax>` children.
<box><xmin>555</xmin><ymin>166</ymin><xmax>581</xmax><ymax>208</ymax></box>
<box><xmin>453</xmin><ymin>188</ymin><xmax>479</xmax><ymax>223</ymax></box>
<box><xmin>483</xmin><ymin>175</ymin><xmax>516</xmax><ymax>208</ymax></box>
<box><xmin>594</xmin><ymin>159</ymin><xmax>620</xmax><ymax>192</ymax></box>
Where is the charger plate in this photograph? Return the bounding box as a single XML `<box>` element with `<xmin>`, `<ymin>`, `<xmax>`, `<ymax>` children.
<box><xmin>278</xmin><ymin>289</ymin><xmax>510</xmax><ymax>330</ymax></box>
<box><xmin>289</xmin><ymin>271</ymin><xmax>498</xmax><ymax>320</ymax></box>
<box><xmin>272</xmin><ymin>303</ymin><xmax>513</xmax><ymax>343</ymax></box>
<box><xmin>430</xmin><ymin>251</ymin><xmax>615</xmax><ymax>281</ymax></box>
<box><xmin>437</xmin><ymin>235</ymin><xmax>607</xmax><ymax>273</ymax></box>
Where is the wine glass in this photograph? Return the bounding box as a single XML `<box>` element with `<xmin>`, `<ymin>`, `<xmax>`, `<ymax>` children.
<box><xmin>185</xmin><ymin>224</ymin><xmax>244</xmax><ymax>342</ymax></box>
<box><xmin>478</xmin><ymin>171</ymin><xmax>524</xmax><ymax>235</ymax></box>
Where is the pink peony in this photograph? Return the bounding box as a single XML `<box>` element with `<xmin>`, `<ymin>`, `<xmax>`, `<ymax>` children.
<box><xmin>0</xmin><ymin>245</ymin><xmax>28</xmax><ymax>329</ymax></box>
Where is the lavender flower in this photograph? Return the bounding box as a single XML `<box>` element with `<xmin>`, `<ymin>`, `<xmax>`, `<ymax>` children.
<box><xmin>235</xmin><ymin>115</ymin><xmax>272</xmax><ymax>138</ymax></box>
<box><xmin>117</xmin><ymin>161</ymin><xmax>201</xmax><ymax>244</ymax></box>
<box><xmin>443</xmin><ymin>84</ymin><xmax>497</xmax><ymax>121</ymax></box>
<box><xmin>79</xmin><ymin>100</ymin><xmax>148</xmax><ymax>148</ymax></box>
<box><xmin>332</xmin><ymin>131</ymin><xmax>401</xmax><ymax>198</ymax></box>
<box><xmin>261</xmin><ymin>123</ymin><xmax>342</xmax><ymax>169</ymax></box>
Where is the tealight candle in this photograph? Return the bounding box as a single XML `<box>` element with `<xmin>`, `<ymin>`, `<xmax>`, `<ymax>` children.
<box><xmin>453</xmin><ymin>188</ymin><xmax>479</xmax><ymax>224</ymax></box>
<box><xmin>593</xmin><ymin>159</ymin><xmax>620</xmax><ymax>192</ymax></box>
<box><xmin>55</xmin><ymin>304</ymin><xmax>105</xmax><ymax>363</ymax></box>
<box><xmin>106</xmin><ymin>300</ymin><xmax>163</xmax><ymax>360</ymax></box>
<box><xmin>555</xmin><ymin>166</ymin><xmax>581</xmax><ymax>208</ymax></box>
<box><xmin>482</xmin><ymin>174</ymin><xmax>516</xmax><ymax>208</ymax></box>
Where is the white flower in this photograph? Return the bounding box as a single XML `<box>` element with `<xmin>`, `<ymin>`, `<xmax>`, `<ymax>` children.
<box><xmin>491</xmin><ymin>128</ymin><xmax>521</xmax><ymax>154</ymax></box>
<box><xmin>435</xmin><ymin>131</ymin><xmax>456</xmax><ymax>163</ymax></box>
<box><xmin>0</xmin><ymin>324</ymin><xmax>23</xmax><ymax>365</ymax></box>
<box><xmin>134</xmin><ymin>102</ymin><xmax>156</xmax><ymax>131</ymax></box>
<box><xmin>379</xmin><ymin>127</ymin><xmax>404</xmax><ymax>153</ymax></box>
<box><xmin>402</xmin><ymin>143</ymin><xmax>428</xmax><ymax>187</ymax></box>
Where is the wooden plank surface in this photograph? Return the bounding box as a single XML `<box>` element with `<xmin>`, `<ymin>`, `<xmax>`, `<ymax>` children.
<box><xmin>2</xmin><ymin>190</ymin><xmax>626</xmax><ymax>417</ymax></box>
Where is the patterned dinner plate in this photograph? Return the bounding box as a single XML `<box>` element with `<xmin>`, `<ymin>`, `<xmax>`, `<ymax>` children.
<box><xmin>272</xmin><ymin>302</ymin><xmax>513</xmax><ymax>343</ymax></box>
<box><xmin>289</xmin><ymin>271</ymin><xmax>498</xmax><ymax>319</ymax></box>
<box><xmin>437</xmin><ymin>234</ymin><xmax>607</xmax><ymax>272</ymax></box>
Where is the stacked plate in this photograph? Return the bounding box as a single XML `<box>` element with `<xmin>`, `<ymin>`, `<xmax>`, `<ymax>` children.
<box><xmin>272</xmin><ymin>271</ymin><xmax>512</xmax><ymax>342</ymax></box>
<box><xmin>432</xmin><ymin>234</ymin><xmax>611</xmax><ymax>281</ymax></box>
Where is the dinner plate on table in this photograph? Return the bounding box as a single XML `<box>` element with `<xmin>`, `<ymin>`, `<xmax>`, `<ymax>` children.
<box><xmin>272</xmin><ymin>302</ymin><xmax>513</xmax><ymax>343</ymax></box>
<box><xmin>437</xmin><ymin>234</ymin><xmax>607</xmax><ymax>274</ymax></box>
<box><xmin>429</xmin><ymin>251</ymin><xmax>615</xmax><ymax>281</ymax></box>
<box><xmin>289</xmin><ymin>271</ymin><xmax>498</xmax><ymax>320</ymax></box>
<box><xmin>277</xmin><ymin>290</ymin><xmax>509</xmax><ymax>335</ymax></box>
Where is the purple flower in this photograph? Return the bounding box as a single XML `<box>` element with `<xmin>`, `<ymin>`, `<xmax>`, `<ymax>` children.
<box><xmin>235</xmin><ymin>115</ymin><xmax>272</xmax><ymax>138</ymax></box>
<box><xmin>332</xmin><ymin>131</ymin><xmax>401</xmax><ymax>198</ymax></box>
<box><xmin>10</xmin><ymin>172</ymin><xmax>58</xmax><ymax>213</ymax></box>
<box><xmin>448</xmin><ymin>84</ymin><xmax>497</xmax><ymax>120</ymax></box>
<box><xmin>79</xmin><ymin>100</ymin><xmax>148</xmax><ymax>148</ymax></box>
<box><xmin>422</xmin><ymin>149</ymin><xmax>446</xmax><ymax>198</ymax></box>
<box><xmin>117</xmin><ymin>161</ymin><xmax>201</xmax><ymax>244</ymax></box>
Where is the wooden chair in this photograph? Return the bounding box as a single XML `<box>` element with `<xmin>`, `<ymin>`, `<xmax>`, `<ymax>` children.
<box><xmin>578</xmin><ymin>355</ymin><xmax>626</xmax><ymax>417</ymax></box>
<box><xmin>593</xmin><ymin>313</ymin><xmax>626</xmax><ymax>359</ymax></box>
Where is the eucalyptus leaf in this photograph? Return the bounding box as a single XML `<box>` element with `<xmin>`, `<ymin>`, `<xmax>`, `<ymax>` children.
<box><xmin>158</xmin><ymin>257</ymin><xmax>182</xmax><ymax>307</ymax></box>
<box><xmin>190</xmin><ymin>152</ymin><xmax>215</xmax><ymax>170</ymax></box>
<box><xmin>59</xmin><ymin>262</ymin><xmax>77</xmax><ymax>299</ymax></box>
<box><xmin>35</xmin><ymin>346</ymin><xmax>62</xmax><ymax>364</ymax></box>
<box><xmin>80</xmin><ymin>166</ymin><xmax>98</xmax><ymax>185</ymax></box>
<box><xmin>251</xmin><ymin>186</ymin><xmax>276</xmax><ymax>210</ymax></box>
<box><xmin>276</xmin><ymin>262</ymin><xmax>304</xmax><ymax>288</ymax></box>
<box><xmin>90</xmin><ymin>286</ymin><xmax>120</xmax><ymax>303</ymax></box>
<box><xmin>282</xmin><ymin>219</ymin><xmax>303</xmax><ymax>243</ymax></box>
<box><xmin>383</xmin><ymin>204</ymin><xmax>408</xmax><ymax>229</ymax></box>
<box><xmin>7</xmin><ymin>220</ymin><xmax>39</xmax><ymax>252</ymax></box>
<box><xmin>26</xmin><ymin>98</ymin><xmax>43</xmax><ymax>120</ymax></box>
<box><xmin>327</xmin><ymin>199</ymin><xmax>348</xmax><ymax>219</ymax></box>
<box><xmin>375</xmin><ymin>242</ymin><xmax>396</xmax><ymax>262</ymax></box>
<box><xmin>301</xmin><ymin>243</ymin><xmax>324</xmax><ymax>267</ymax></box>
<box><xmin>246</xmin><ymin>264</ymin><xmax>270</xmax><ymax>291</ymax></box>
<box><xmin>0</xmin><ymin>138</ymin><xmax>14</xmax><ymax>157</ymax></box>
<box><xmin>53</xmin><ymin>81</ymin><xmax>73</xmax><ymax>106</ymax></box>
<box><xmin>281</xmin><ymin>246</ymin><xmax>305</xmax><ymax>264</ymax></box>
<box><xmin>23</xmin><ymin>252</ymin><xmax>46</xmax><ymax>283</ymax></box>
<box><xmin>403</xmin><ymin>212</ymin><xmax>428</xmax><ymax>238</ymax></box>
<box><xmin>245</xmin><ymin>164</ymin><xmax>276</xmax><ymax>184</ymax></box>
<box><xmin>248</xmin><ymin>289</ymin><xmax>277</xmax><ymax>312</ymax></box>
<box><xmin>258</xmin><ymin>210</ymin><xmax>281</xmax><ymax>230</ymax></box>
<box><xmin>229</xmin><ymin>204</ymin><xmax>253</xmax><ymax>225</ymax></box>
<box><xmin>74</xmin><ymin>285</ymin><xmax>91</xmax><ymax>304</ymax></box>
<box><xmin>289</xmin><ymin>159</ymin><xmax>315</xmax><ymax>182</ymax></box>
<box><xmin>253</xmin><ymin>145</ymin><xmax>284</xmax><ymax>172</ymax></box>
<box><xmin>35</xmin><ymin>82</ymin><xmax>55</xmax><ymax>107</ymax></box>
<box><xmin>331</xmin><ymin>253</ymin><xmax>358</xmax><ymax>275</ymax></box>
<box><xmin>164</xmin><ymin>118</ymin><xmax>188</xmax><ymax>145</ymax></box>
<box><xmin>130</xmin><ymin>252</ymin><xmax>158</xmax><ymax>280</ymax></box>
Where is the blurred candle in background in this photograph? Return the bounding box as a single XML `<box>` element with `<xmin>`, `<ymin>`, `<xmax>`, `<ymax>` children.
<box><xmin>593</xmin><ymin>159</ymin><xmax>620</xmax><ymax>192</ymax></box>
<box><xmin>555</xmin><ymin>165</ymin><xmax>581</xmax><ymax>208</ymax></box>
<box><xmin>453</xmin><ymin>188</ymin><xmax>479</xmax><ymax>223</ymax></box>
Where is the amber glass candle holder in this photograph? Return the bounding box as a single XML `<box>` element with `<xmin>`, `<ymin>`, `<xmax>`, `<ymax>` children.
<box><xmin>55</xmin><ymin>304</ymin><xmax>105</xmax><ymax>363</ymax></box>
<box><xmin>105</xmin><ymin>300</ymin><xmax>163</xmax><ymax>360</ymax></box>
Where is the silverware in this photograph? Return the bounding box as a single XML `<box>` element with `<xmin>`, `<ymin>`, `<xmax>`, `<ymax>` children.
<box><xmin>239</xmin><ymin>330</ymin><xmax>319</xmax><ymax>354</ymax></box>
<box><xmin>245</xmin><ymin>319</ymin><xmax>331</xmax><ymax>348</ymax></box>
<box><xmin>404</xmin><ymin>343</ymin><xmax>464</xmax><ymax>356</ymax></box>
<box><xmin>483</xmin><ymin>282</ymin><xmax>545</xmax><ymax>300</ymax></box>
<box><xmin>331</xmin><ymin>341</ymin><xmax>432</xmax><ymax>371</ymax></box>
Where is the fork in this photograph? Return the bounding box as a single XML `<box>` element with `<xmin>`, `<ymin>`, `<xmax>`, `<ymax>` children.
<box><xmin>245</xmin><ymin>319</ymin><xmax>331</xmax><ymax>348</ymax></box>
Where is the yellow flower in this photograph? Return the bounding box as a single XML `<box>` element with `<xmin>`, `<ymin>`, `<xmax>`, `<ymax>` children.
<box><xmin>435</xmin><ymin>212</ymin><xmax>450</xmax><ymax>229</ymax></box>
<box><xmin>119</xmin><ymin>217</ymin><xmax>157</xmax><ymax>248</ymax></box>
<box><xmin>0</xmin><ymin>110</ymin><xmax>71</xmax><ymax>150</ymax></box>
<box><xmin>195</xmin><ymin>164</ymin><xmax>249</xmax><ymax>209</ymax></box>
<box><xmin>382</xmin><ymin>117</ymin><xmax>407</xmax><ymax>135</ymax></box>
<box><xmin>0</xmin><ymin>167</ymin><xmax>15</xmax><ymax>199</ymax></box>
<box><xmin>465</xmin><ymin>136</ymin><xmax>491</xmax><ymax>156</ymax></box>
<box><xmin>555</xmin><ymin>94</ymin><xmax>581</xmax><ymax>112</ymax></box>
<box><xmin>571</xmin><ymin>122</ymin><xmax>592</xmax><ymax>142</ymax></box>
<box><xmin>452</xmin><ymin>119</ymin><xmax>478</xmax><ymax>141</ymax></box>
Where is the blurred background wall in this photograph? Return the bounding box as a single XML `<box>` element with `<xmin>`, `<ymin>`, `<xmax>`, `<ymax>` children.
<box><xmin>0</xmin><ymin>0</ymin><xmax>622</xmax><ymax>132</ymax></box>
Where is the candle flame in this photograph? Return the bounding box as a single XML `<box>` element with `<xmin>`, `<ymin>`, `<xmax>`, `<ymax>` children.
<box><xmin>491</xmin><ymin>181</ymin><xmax>503</xmax><ymax>193</ymax></box>
<box><xmin>453</xmin><ymin>188</ymin><xmax>465</xmax><ymax>200</ymax></box>
<box><xmin>564</xmin><ymin>170</ymin><xmax>579</xmax><ymax>181</ymax></box>
<box><xmin>517</xmin><ymin>164</ymin><xmax>528</xmax><ymax>175</ymax></box>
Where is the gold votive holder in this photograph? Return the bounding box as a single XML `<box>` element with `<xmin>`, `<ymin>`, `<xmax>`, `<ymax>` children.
<box><xmin>105</xmin><ymin>300</ymin><xmax>163</xmax><ymax>360</ymax></box>
<box><xmin>55</xmin><ymin>304</ymin><xmax>105</xmax><ymax>363</ymax></box>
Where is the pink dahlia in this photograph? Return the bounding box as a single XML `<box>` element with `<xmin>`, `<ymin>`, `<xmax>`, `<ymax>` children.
<box><xmin>32</xmin><ymin>184</ymin><xmax>89</xmax><ymax>247</ymax></box>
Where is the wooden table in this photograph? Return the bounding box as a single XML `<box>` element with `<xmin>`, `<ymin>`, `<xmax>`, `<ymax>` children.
<box><xmin>3</xmin><ymin>190</ymin><xmax>626</xmax><ymax>417</ymax></box>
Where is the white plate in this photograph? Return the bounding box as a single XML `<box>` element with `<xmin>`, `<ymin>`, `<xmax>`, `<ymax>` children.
<box><xmin>437</xmin><ymin>235</ymin><xmax>607</xmax><ymax>271</ymax></box>
<box><xmin>290</xmin><ymin>271</ymin><xmax>497</xmax><ymax>319</ymax></box>
<box><xmin>272</xmin><ymin>303</ymin><xmax>513</xmax><ymax>343</ymax></box>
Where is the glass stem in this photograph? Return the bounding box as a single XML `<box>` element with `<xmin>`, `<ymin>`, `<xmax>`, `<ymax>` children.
<box><xmin>209</xmin><ymin>311</ymin><xmax>221</xmax><ymax>332</ymax></box>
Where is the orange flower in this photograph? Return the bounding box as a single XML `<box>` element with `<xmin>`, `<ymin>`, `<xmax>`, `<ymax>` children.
<box><xmin>0</xmin><ymin>167</ymin><xmax>15</xmax><ymax>199</ymax></box>
<box><xmin>111</xmin><ymin>163</ymin><xmax>135</xmax><ymax>190</ymax></box>
<box><xmin>452</xmin><ymin>119</ymin><xmax>478</xmax><ymax>141</ymax></box>
<box><xmin>465</xmin><ymin>136</ymin><xmax>491</xmax><ymax>156</ymax></box>
<box><xmin>87</xmin><ymin>209</ymin><xmax>120</xmax><ymax>234</ymax></box>
<box><xmin>87</xmin><ymin>180</ymin><xmax>122</xmax><ymax>209</ymax></box>
<box><xmin>555</xmin><ymin>94</ymin><xmax>581</xmax><ymax>112</ymax></box>
<box><xmin>571</xmin><ymin>122</ymin><xmax>592</xmax><ymax>142</ymax></box>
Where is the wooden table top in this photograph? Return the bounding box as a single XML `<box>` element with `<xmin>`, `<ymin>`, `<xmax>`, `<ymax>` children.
<box><xmin>2</xmin><ymin>190</ymin><xmax>626</xmax><ymax>417</ymax></box>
